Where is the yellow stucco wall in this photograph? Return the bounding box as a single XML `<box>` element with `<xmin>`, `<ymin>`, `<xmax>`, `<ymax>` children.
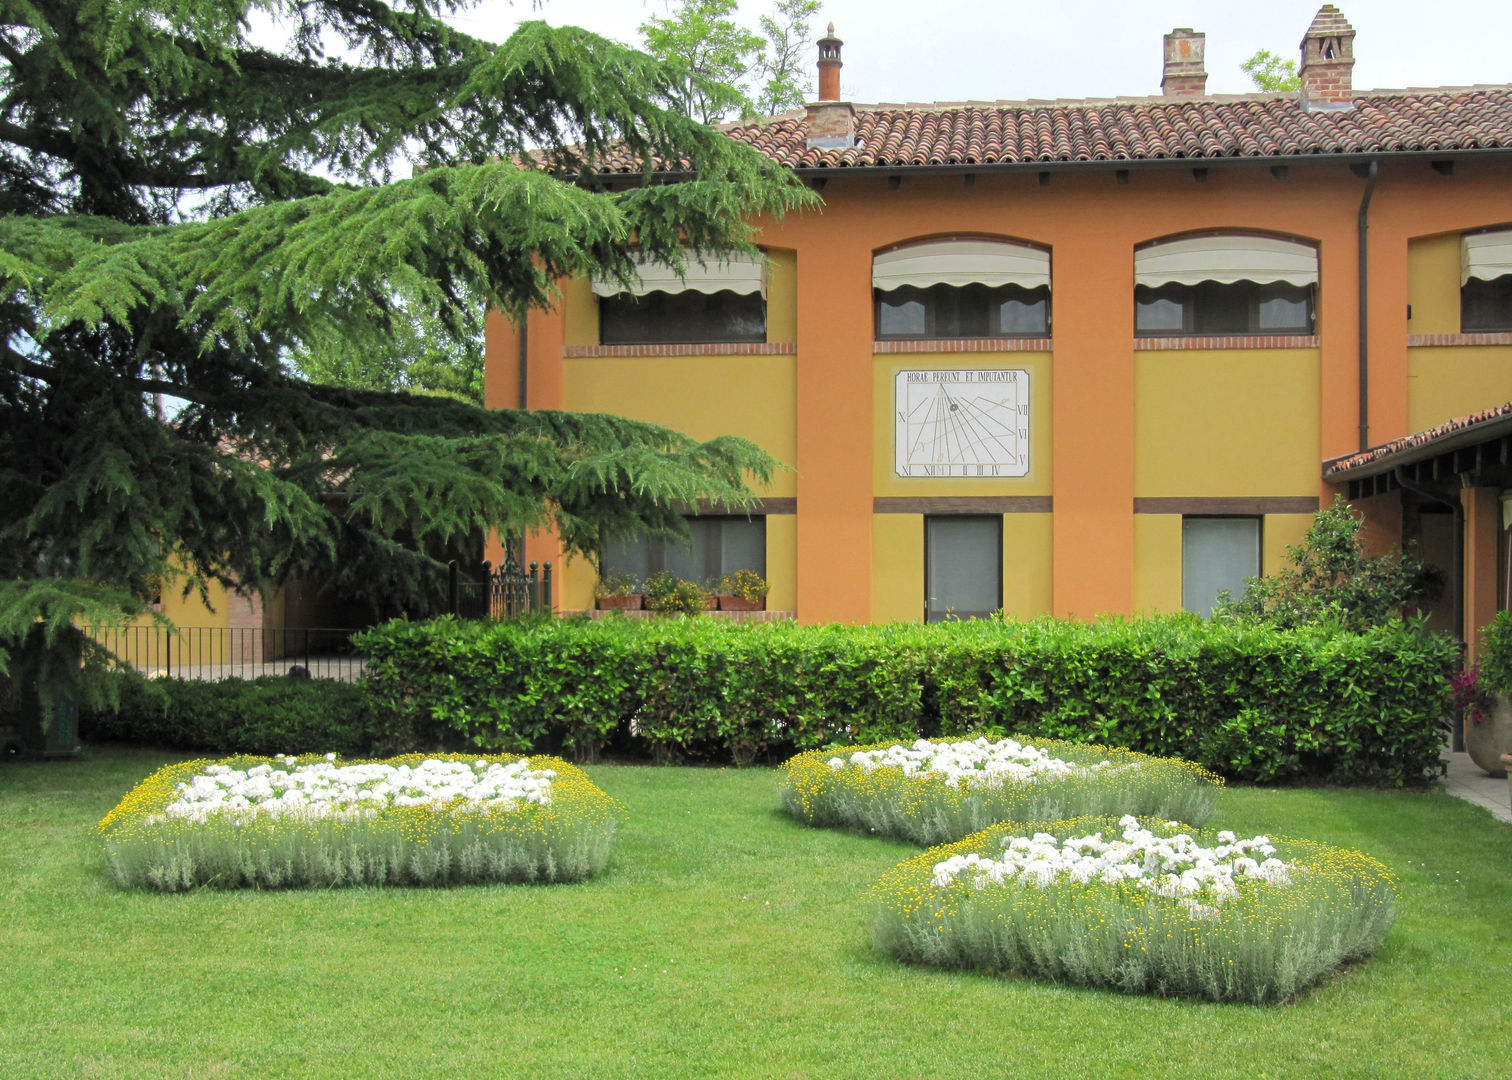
<box><xmin>871</xmin><ymin>514</ymin><xmax>923</xmax><ymax>623</ymax></box>
<box><xmin>1132</xmin><ymin>515</ymin><xmax>1182</xmax><ymax>614</ymax></box>
<box><xmin>1407</xmin><ymin>346</ymin><xmax>1512</xmax><ymax>431</ymax></box>
<box><xmin>1002</xmin><ymin>513</ymin><xmax>1053</xmax><ymax>619</ymax></box>
<box><xmin>1135</xmin><ymin>349</ymin><xmax>1320</xmax><ymax>497</ymax></box>
<box><xmin>1263</xmin><ymin>514</ymin><xmax>1314</xmax><ymax>576</ymax></box>
<box><xmin>1406</xmin><ymin>234</ymin><xmax>1460</xmax><ymax>335</ymax></box>
<box><xmin>562</xmin><ymin>277</ymin><xmax>598</xmax><ymax>347</ymax></box>
<box><xmin>872</xmin><ymin>354</ymin><xmax>1052</xmax><ymax>496</ymax></box>
<box><xmin>765</xmin><ymin>514</ymin><xmax>798</xmax><ymax>612</ymax></box>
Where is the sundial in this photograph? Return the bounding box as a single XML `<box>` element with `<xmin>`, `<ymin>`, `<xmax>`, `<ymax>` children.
<box><xmin>894</xmin><ymin>369</ymin><xmax>1030</xmax><ymax>478</ymax></box>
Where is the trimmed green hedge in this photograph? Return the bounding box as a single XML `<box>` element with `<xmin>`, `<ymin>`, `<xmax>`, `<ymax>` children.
<box><xmin>358</xmin><ymin>615</ymin><xmax>1456</xmax><ymax>784</ymax></box>
<box><xmin>80</xmin><ymin>673</ymin><xmax>385</xmax><ymax>756</ymax></box>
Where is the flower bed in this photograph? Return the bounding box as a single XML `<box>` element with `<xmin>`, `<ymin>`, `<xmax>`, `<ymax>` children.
<box><xmin>872</xmin><ymin>815</ymin><xmax>1396</xmax><ymax>1003</ymax></box>
<box><xmin>98</xmin><ymin>753</ymin><xmax>626</xmax><ymax>891</ymax></box>
<box><xmin>779</xmin><ymin>737</ymin><xmax>1221</xmax><ymax>844</ymax></box>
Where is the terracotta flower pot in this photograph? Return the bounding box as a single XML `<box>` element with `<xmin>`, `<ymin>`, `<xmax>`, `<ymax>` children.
<box><xmin>1465</xmin><ymin>695</ymin><xmax>1512</xmax><ymax>778</ymax></box>
<box><xmin>717</xmin><ymin>595</ymin><xmax>766</xmax><ymax>612</ymax></box>
<box><xmin>595</xmin><ymin>594</ymin><xmax>643</xmax><ymax>611</ymax></box>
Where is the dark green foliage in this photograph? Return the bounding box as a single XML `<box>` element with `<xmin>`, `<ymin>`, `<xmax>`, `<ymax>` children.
<box><xmin>1214</xmin><ymin>496</ymin><xmax>1444</xmax><ymax>630</ymax></box>
<box><xmin>80</xmin><ymin>672</ymin><xmax>382</xmax><ymax>757</ymax></box>
<box><xmin>1</xmin><ymin>2</ymin><xmax>816</xmax><ymax>684</ymax></box>
<box><xmin>1476</xmin><ymin>609</ymin><xmax>1512</xmax><ymax>694</ymax></box>
<box><xmin>643</xmin><ymin>571</ymin><xmax>709</xmax><ymax>615</ymax></box>
<box><xmin>358</xmin><ymin>615</ymin><xmax>1456</xmax><ymax>783</ymax></box>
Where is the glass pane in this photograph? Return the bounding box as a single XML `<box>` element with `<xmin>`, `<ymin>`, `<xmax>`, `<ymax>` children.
<box><xmin>926</xmin><ymin>516</ymin><xmax>1001</xmax><ymax>621</ymax></box>
<box><xmin>664</xmin><ymin>519</ymin><xmax>717</xmax><ymax>583</ymax></box>
<box><xmin>1192</xmin><ymin>282</ymin><xmax>1249</xmax><ymax>333</ymax></box>
<box><xmin>1182</xmin><ymin>517</ymin><xmax>1259</xmax><ymax>617</ymax></box>
<box><xmin>601</xmin><ymin>290</ymin><xmax>764</xmax><ymax>345</ymax></box>
<box><xmin>604</xmin><ymin>535</ymin><xmax>654</xmax><ymax>583</ymax></box>
<box><xmin>1136</xmin><ymin>288</ymin><xmax>1187</xmax><ymax>332</ymax></box>
<box><xmin>718</xmin><ymin>519</ymin><xmax>766</xmax><ymax>579</ymax></box>
<box><xmin>878</xmin><ymin>288</ymin><xmax>927</xmax><ymax>336</ymax></box>
<box><xmin>1255</xmin><ymin>283</ymin><xmax>1313</xmax><ymax>331</ymax></box>
<box><xmin>1463</xmin><ymin>275</ymin><xmax>1512</xmax><ymax>331</ymax></box>
<box><xmin>998</xmin><ymin>292</ymin><xmax>1049</xmax><ymax>334</ymax></box>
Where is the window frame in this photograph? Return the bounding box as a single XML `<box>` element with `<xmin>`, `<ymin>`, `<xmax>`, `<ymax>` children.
<box><xmin>1134</xmin><ymin>280</ymin><xmax>1316</xmax><ymax>336</ymax></box>
<box><xmin>598</xmin><ymin>288</ymin><xmax>768</xmax><ymax>347</ymax></box>
<box><xmin>1461</xmin><ymin>274</ymin><xmax>1512</xmax><ymax>333</ymax></box>
<box><xmin>602</xmin><ymin>516</ymin><xmax>767</xmax><ymax>585</ymax></box>
<box><xmin>1180</xmin><ymin>515</ymin><xmax>1262</xmax><ymax>617</ymax></box>
<box><xmin>923</xmin><ymin>515</ymin><xmax>1004</xmax><ymax>623</ymax></box>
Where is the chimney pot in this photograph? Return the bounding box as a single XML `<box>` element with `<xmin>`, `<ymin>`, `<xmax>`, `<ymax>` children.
<box><xmin>1298</xmin><ymin>5</ymin><xmax>1356</xmax><ymax>110</ymax></box>
<box><xmin>807</xmin><ymin>23</ymin><xmax>854</xmax><ymax>149</ymax></box>
<box><xmin>1161</xmin><ymin>28</ymin><xmax>1207</xmax><ymax>98</ymax></box>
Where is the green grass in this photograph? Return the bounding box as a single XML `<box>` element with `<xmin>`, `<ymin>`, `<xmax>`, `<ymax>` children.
<box><xmin>3</xmin><ymin>747</ymin><xmax>1512</xmax><ymax>1079</ymax></box>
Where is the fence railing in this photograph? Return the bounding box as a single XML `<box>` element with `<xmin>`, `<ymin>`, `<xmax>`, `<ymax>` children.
<box><xmin>450</xmin><ymin>557</ymin><xmax>552</xmax><ymax>620</ymax></box>
<box><xmin>89</xmin><ymin>625</ymin><xmax>367</xmax><ymax>682</ymax></box>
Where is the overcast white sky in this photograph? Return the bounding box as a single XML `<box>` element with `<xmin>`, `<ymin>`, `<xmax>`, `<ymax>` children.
<box><xmin>443</xmin><ymin>1</ymin><xmax>1511</xmax><ymax>103</ymax></box>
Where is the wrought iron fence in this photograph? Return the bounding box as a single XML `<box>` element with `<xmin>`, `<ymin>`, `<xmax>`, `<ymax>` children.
<box><xmin>449</xmin><ymin>557</ymin><xmax>552</xmax><ymax>620</ymax></box>
<box><xmin>88</xmin><ymin>625</ymin><xmax>367</xmax><ymax>682</ymax></box>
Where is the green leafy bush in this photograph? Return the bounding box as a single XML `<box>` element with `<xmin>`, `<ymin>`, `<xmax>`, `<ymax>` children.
<box><xmin>358</xmin><ymin>615</ymin><xmax>1455</xmax><ymax>783</ymax></box>
<box><xmin>643</xmin><ymin>571</ymin><xmax>709</xmax><ymax>615</ymax></box>
<box><xmin>1215</xmin><ymin>496</ymin><xmax>1443</xmax><ymax>630</ymax></box>
<box><xmin>79</xmin><ymin>672</ymin><xmax>385</xmax><ymax>756</ymax></box>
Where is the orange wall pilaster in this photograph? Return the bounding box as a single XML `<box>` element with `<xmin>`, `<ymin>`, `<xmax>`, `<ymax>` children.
<box><xmin>794</xmin><ymin>241</ymin><xmax>874</xmax><ymax>624</ymax></box>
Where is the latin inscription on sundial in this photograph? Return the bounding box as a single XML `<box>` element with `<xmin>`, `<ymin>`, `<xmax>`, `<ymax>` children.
<box><xmin>894</xmin><ymin>369</ymin><xmax>1030</xmax><ymax>478</ymax></box>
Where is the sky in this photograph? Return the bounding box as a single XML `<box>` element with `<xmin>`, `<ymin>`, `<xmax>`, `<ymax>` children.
<box><xmin>441</xmin><ymin>0</ymin><xmax>1511</xmax><ymax>104</ymax></box>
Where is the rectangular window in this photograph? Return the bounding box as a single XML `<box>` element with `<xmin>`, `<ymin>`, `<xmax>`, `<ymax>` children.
<box><xmin>1135</xmin><ymin>282</ymin><xmax>1314</xmax><ymax>336</ymax></box>
<box><xmin>925</xmin><ymin>516</ymin><xmax>1002</xmax><ymax>622</ymax></box>
<box><xmin>600</xmin><ymin>290</ymin><xmax>767</xmax><ymax>345</ymax></box>
<box><xmin>1182</xmin><ymin>516</ymin><xmax>1260</xmax><ymax>617</ymax></box>
<box><xmin>604</xmin><ymin>517</ymin><xmax>765</xmax><ymax>584</ymax></box>
<box><xmin>876</xmin><ymin>284</ymin><xmax>1049</xmax><ymax>340</ymax></box>
<box><xmin>1462</xmin><ymin>275</ymin><xmax>1512</xmax><ymax>332</ymax></box>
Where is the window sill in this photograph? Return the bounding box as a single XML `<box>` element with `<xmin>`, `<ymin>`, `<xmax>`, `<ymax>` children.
<box><xmin>1134</xmin><ymin>334</ymin><xmax>1319</xmax><ymax>350</ymax></box>
<box><xmin>566</xmin><ymin>343</ymin><xmax>794</xmax><ymax>357</ymax></box>
<box><xmin>873</xmin><ymin>338</ymin><xmax>1052</xmax><ymax>353</ymax></box>
<box><xmin>1408</xmin><ymin>332</ymin><xmax>1512</xmax><ymax>347</ymax></box>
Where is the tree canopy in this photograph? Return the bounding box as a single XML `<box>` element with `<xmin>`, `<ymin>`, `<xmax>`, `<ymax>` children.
<box><xmin>1241</xmin><ymin>49</ymin><xmax>1301</xmax><ymax>92</ymax></box>
<box><xmin>0</xmin><ymin>0</ymin><xmax>816</xmax><ymax>677</ymax></box>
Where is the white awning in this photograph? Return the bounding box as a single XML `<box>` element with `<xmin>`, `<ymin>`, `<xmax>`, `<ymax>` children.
<box><xmin>1134</xmin><ymin>235</ymin><xmax>1318</xmax><ymax>288</ymax></box>
<box><xmin>872</xmin><ymin>240</ymin><xmax>1050</xmax><ymax>291</ymax></box>
<box><xmin>1463</xmin><ymin>230</ymin><xmax>1512</xmax><ymax>284</ymax></box>
<box><xmin>591</xmin><ymin>252</ymin><xmax>767</xmax><ymax>297</ymax></box>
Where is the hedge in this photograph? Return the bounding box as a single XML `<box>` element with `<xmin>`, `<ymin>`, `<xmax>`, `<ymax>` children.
<box><xmin>79</xmin><ymin>673</ymin><xmax>387</xmax><ymax>757</ymax></box>
<box><xmin>357</xmin><ymin>614</ymin><xmax>1456</xmax><ymax>784</ymax></box>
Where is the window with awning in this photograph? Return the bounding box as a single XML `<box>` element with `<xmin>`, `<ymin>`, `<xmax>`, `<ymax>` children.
<box><xmin>595</xmin><ymin>252</ymin><xmax>768</xmax><ymax>345</ymax></box>
<box><xmin>1462</xmin><ymin>230</ymin><xmax>1512</xmax><ymax>332</ymax></box>
<box><xmin>1135</xmin><ymin>234</ymin><xmax>1317</xmax><ymax>336</ymax></box>
<box><xmin>873</xmin><ymin>239</ymin><xmax>1051</xmax><ymax>339</ymax></box>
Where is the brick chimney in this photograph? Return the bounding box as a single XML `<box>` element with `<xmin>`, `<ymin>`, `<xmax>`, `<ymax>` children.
<box><xmin>1161</xmin><ymin>28</ymin><xmax>1206</xmax><ymax>98</ymax></box>
<box><xmin>1298</xmin><ymin>5</ymin><xmax>1356</xmax><ymax>111</ymax></box>
<box><xmin>806</xmin><ymin>23</ymin><xmax>855</xmax><ymax>150</ymax></box>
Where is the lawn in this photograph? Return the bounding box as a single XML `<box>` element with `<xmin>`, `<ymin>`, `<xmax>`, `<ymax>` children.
<box><xmin>3</xmin><ymin>747</ymin><xmax>1511</xmax><ymax>1080</ymax></box>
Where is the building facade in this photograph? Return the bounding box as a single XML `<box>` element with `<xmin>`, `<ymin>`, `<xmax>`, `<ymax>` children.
<box><xmin>483</xmin><ymin>7</ymin><xmax>1512</xmax><ymax>644</ymax></box>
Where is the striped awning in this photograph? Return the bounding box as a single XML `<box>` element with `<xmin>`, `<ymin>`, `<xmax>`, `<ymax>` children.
<box><xmin>1135</xmin><ymin>235</ymin><xmax>1319</xmax><ymax>288</ymax></box>
<box><xmin>592</xmin><ymin>252</ymin><xmax>767</xmax><ymax>297</ymax></box>
<box><xmin>873</xmin><ymin>240</ymin><xmax>1050</xmax><ymax>291</ymax></box>
<box><xmin>1462</xmin><ymin>230</ymin><xmax>1512</xmax><ymax>284</ymax></box>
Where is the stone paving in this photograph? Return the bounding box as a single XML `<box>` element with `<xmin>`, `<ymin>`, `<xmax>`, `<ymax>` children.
<box><xmin>1441</xmin><ymin>751</ymin><xmax>1512</xmax><ymax>823</ymax></box>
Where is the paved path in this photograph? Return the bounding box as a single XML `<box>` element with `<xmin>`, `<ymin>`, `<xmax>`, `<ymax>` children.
<box><xmin>1441</xmin><ymin>751</ymin><xmax>1512</xmax><ymax>823</ymax></box>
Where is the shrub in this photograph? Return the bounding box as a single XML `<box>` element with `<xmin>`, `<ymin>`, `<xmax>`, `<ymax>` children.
<box><xmin>871</xmin><ymin>815</ymin><xmax>1396</xmax><ymax>1004</ymax></box>
<box><xmin>97</xmin><ymin>752</ymin><xmax>626</xmax><ymax>891</ymax></box>
<box><xmin>357</xmin><ymin>614</ymin><xmax>1455</xmax><ymax>783</ymax></box>
<box><xmin>593</xmin><ymin>571</ymin><xmax>642</xmax><ymax>599</ymax></box>
<box><xmin>643</xmin><ymin>571</ymin><xmax>708</xmax><ymax>615</ymax></box>
<box><xmin>79</xmin><ymin>672</ymin><xmax>386</xmax><ymax>756</ymax></box>
<box><xmin>779</xmin><ymin>737</ymin><xmax>1221</xmax><ymax>844</ymax></box>
<box><xmin>716</xmin><ymin>569</ymin><xmax>768</xmax><ymax>601</ymax></box>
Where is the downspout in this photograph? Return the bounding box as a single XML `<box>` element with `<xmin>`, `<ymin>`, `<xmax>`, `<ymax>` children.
<box><xmin>517</xmin><ymin>314</ymin><xmax>529</xmax><ymax>410</ymax></box>
<box><xmin>1395</xmin><ymin>467</ymin><xmax>1465</xmax><ymax>751</ymax></box>
<box><xmin>1357</xmin><ymin>160</ymin><xmax>1379</xmax><ymax>451</ymax></box>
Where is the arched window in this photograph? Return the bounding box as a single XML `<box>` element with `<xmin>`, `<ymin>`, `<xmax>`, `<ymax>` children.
<box><xmin>1462</xmin><ymin>229</ymin><xmax>1512</xmax><ymax>332</ymax></box>
<box><xmin>594</xmin><ymin>252</ymin><xmax>767</xmax><ymax>345</ymax></box>
<box><xmin>1134</xmin><ymin>234</ymin><xmax>1317</xmax><ymax>336</ymax></box>
<box><xmin>873</xmin><ymin>238</ymin><xmax>1050</xmax><ymax>340</ymax></box>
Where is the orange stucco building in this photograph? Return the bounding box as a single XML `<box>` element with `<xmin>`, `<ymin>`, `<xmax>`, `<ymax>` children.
<box><xmin>484</xmin><ymin>6</ymin><xmax>1512</xmax><ymax>643</ymax></box>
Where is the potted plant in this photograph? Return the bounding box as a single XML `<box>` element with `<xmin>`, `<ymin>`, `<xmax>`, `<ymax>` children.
<box><xmin>643</xmin><ymin>571</ymin><xmax>709</xmax><ymax>616</ymax></box>
<box><xmin>1465</xmin><ymin>611</ymin><xmax>1512</xmax><ymax>777</ymax></box>
<box><xmin>593</xmin><ymin>571</ymin><xmax>643</xmax><ymax>611</ymax></box>
<box><xmin>715</xmin><ymin>569</ymin><xmax>768</xmax><ymax>612</ymax></box>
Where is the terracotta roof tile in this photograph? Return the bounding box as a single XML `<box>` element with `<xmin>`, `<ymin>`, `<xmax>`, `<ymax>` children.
<box><xmin>1324</xmin><ymin>400</ymin><xmax>1512</xmax><ymax>477</ymax></box>
<box><xmin>596</xmin><ymin>87</ymin><xmax>1512</xmax><ymax>174</ymax></box>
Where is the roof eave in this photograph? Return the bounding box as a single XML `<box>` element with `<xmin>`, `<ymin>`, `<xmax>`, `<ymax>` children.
<box><xmin>1323</xmin><ymin>411</ymin><xmax>1512</xmax><ymax>481</ymax></box>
